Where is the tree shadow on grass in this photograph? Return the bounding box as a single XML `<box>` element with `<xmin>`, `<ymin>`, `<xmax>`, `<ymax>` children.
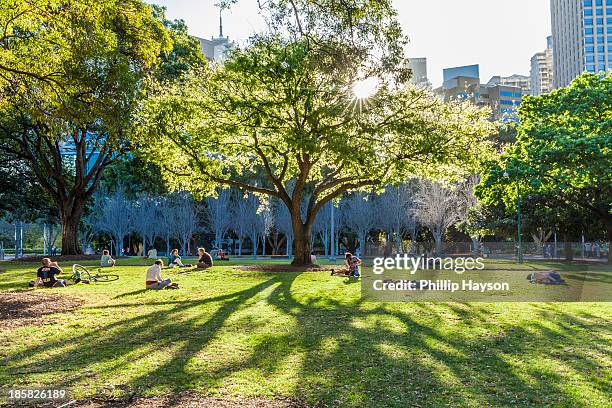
<box><xmin>2</xmin><ymin>272</ymin><xmax>610</xmax><ymax>408</ymax></box>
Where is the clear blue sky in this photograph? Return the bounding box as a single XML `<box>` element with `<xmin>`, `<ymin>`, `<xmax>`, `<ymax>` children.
<box><xmin>147</xmin><ymin>0</ymin><xmax>552</xmax><ymax>87</ymax></box>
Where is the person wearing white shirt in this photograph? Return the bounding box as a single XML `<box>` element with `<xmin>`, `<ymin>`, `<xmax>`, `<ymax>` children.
<box><xmin>146</xmin><ymin>260</ymin><xmax>178</xmax><ymax>289</ymax></box>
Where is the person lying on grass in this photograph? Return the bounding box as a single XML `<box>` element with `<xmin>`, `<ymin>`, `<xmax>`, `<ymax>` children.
<box><xmin>100</xmin><ymin>249</ymin><xmax>115</xmax><ymax>267</ymax></box>
<box><xmin>168</xmin><ymin>249</ymin><xmax>192</xmax><ymax>268</ymax></box>
<box><xmin>146</xmin><ymin>260</ymin><xmax>179</xmax><ymax>289</ymax></box>
<box><xmin>31</xmin><ymin>258</ymin><xmax>68</xmax><ymax>287</ymax></box>
<box><xmin>331</xmin><ymin>253</ymin><xmax>362</xmax><ymax>277</ymax></box>
<box><xmin>196</xmin><ymin>247</ymin><xmax>213</xmax><ymax>269</ymax></box>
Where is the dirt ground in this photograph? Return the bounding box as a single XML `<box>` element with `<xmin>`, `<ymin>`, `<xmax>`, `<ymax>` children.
<box><xmin>3</xmin><ymin>393</ymin><xmax>309</xmax><ymax>408</ymax></box>
<box><xmin>0</xmin><ymin>291</ymin><xmax>84</xmax><ymax>331</ymax></box>
<box><xmin>235</xmin><ymin>264</ymin><xmax>333</xmax><ymax>273</ymax></box>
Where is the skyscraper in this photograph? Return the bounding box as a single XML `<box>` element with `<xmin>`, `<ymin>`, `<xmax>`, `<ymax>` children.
<box><xmin>530</xmin><ymin>36</ymin><xmax>555</xmax><ymax>95</ymax></box>
<box><xmin>551</xmin><ymin>0</ymin><xmax>612</xmax><ymax>88</ymax></box>
<box><xmin>408</xmin><ymin>58</ymin><xmax>429</xmax><ymax>86</ymax></box>
<box><xmin>194</xmin><ymin>7</ymin><xmax>233</xmax><ymax>63</ymax></box>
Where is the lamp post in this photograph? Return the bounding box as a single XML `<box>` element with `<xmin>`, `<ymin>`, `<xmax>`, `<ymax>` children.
<box><xmin>504</xmin><ymin>171</ymin><xmax>523</xmax><ymax>263</ymax></box>
<box><xmin>329</xmin><ymin>202</ymin><xmax>336</xmax><ymax>262</ymax></box>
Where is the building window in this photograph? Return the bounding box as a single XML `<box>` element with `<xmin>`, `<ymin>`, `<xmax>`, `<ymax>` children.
<box><xmin>598</xmin><ymin>46</ymin><xmax>605</xmax><ymax>52</ymax></box>
<box><xmin>585</xmin><ymin>27</ymin><xmax>594</xmax><ymax>35</ymax></box>
<box><xmin>586</xmin><ymin>46</ymin><xmax>595</xmax><ymax>52</ymax></box>
<box><xmin>586</xmin><ymin>55</ymin><xmax>595</xmax><ymax>63</ymax></box>
<box><xmin>584</xmin><ymin>0</ymin><xmax>593</xmax><ymax>5</ymax></box>
<box><xmin>584</xmin><ymin>9</ymin><xmax>593</xmax><ymax>16</ymax></box>
<box><xmin>500</xmin><ymin>91</ymin><xmax>513</xmax><ymax>97</ymax></box>
<box><xmin>587</xmin><ymin>64</ymin><xmax>596</xmax><ymax>72</ymax></box>
<box><xmin>596</xmin><ymin>8</ymin><xmax>604</xmax><ymax>15</ymax></box>
<box><xmin>585</xmin><ymin>36</ymin><xmax>594</xmax><ymax>44</ymax></box>
<box><xmin>585</xmin><ymin>18</ymin><xmax>594</xmax><ymax>25</ymax></box>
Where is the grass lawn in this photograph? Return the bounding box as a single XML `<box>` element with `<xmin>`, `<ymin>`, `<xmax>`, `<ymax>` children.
<box><xmin>0</xmin><ymin>258</ymin><xmax>611</xmax><ymax>407</ymax></box>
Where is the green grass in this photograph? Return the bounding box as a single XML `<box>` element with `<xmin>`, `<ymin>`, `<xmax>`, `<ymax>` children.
<box><xmin>0</xmin><ymin>258</ymin><xmax>611</xmax><ymax>407</ymax></box>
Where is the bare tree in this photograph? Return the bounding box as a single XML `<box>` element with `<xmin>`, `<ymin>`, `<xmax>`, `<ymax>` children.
<box><xmin>96</xmin><ymin>189</ymin><xmax>133</xmax><ymax>256</ymax></box>
<box><xmin>414</xmin><ymin>180</ymin><xmax>462</xmax><ymax>256</ymax></box>
<box><xmin>174</xmin><ymin>192</ymin><xmax>199</xmax><ymax>256</ymax></box>
<box><xmin>132</xmin><ymin>194</ymin><xmax>162</xmax><ymax>256</ymax></box>
<box><xmin>258</xmin><ymin>203</ymin><xmax>273</xmax><ymax>257</ymax></box>
<box><xmin>274</xmin><ymin>200</ymin><xmax>294</xmax><ymax>257</ymax></box>
<box><xmin>341</xmin><ymin>193</ymin><xmax>379</xmax><ymax>256</ymax></box>
<box><xmin>205</xmin><ymin>189</ymin><xmax>234</xmax><ymax>250</ymax></box>
<box><xmin>377</xmin><ymin>184</ymin><xmax>417</xmax><ymax>255</ymax></box>
<box><xmin>312</xmin><ymin>202</ymin><xmax>332</xmax><ymax>257</ymax></box>
<box><xmin>157</xmin><ymin>196</ymin><xmax>177</xmax><ymax>257</ymax></box>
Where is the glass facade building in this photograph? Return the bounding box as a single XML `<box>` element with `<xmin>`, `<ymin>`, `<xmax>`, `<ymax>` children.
<box><xmin>551</xmin><ymin>0</ymin><xmax>612</xmax><ymax>88</ymax></box>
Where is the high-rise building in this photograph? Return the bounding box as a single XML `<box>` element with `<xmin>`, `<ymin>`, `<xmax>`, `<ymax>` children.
<box><xmin>194</xmin><ymin>9</ymin><xmax>233</xmax><ymax>63</ymax></box>
<box><xmin>551</xmin><ymin>0</ymin><xmax>612</xmax><ymax>88</ymax></box>
<box><xmin>408</xmin><ymin>58</ymin><xmax>429</xmax><ymax>85</ymax></box>
<box><xmin>531</xmin><ymin>36</ymin><xmax>555</xmax><ymax>95</ymax></box>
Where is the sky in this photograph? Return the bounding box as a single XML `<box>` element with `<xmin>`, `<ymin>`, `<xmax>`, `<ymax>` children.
<box><xmin>147</xmin><ymin>0</ymin><xmax>552</xmax><ymax>87</ymax></box>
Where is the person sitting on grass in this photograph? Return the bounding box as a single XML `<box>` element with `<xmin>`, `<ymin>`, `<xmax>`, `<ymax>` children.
<box><xmin>197</xmin><ymin>247</ymin><xmax>213</xmax><ymax>269</ymax></box>
<box><xmin>146</xmin><ymin>260</ymin><xmax>179</xmax><ymax>289</ymax></box>
<box><xmin>331</xmin><ymin>252</ymin><xmax>362</xmax><ymax>277</ymax></box>
<box><xmin>145</xmin><ymin>247</ymin><xmax>158</xmax><ymax>259</ymax></box>
<box><xmin>100</xmin><ymin>249</ymin><xmax>115</xmax><ymax>267</ymax></box>
<box><xmin>31</xmin><ymin>258</ymin><xmax>67</xmax><ymax>287</ymax></box>
<box><xmin>168</xmin><ymin>248</ymin><xmax>192</xmax><ymax>268</ymax></box>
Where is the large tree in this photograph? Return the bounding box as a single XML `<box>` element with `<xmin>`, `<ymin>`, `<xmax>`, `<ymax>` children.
<box><xmin>138</xmin><ymin>1</ymin><xmax>494</xmax><ymax>265</ymax></box>
<box><xmin>478</xmin><ymin>73</ymin><xmax>611</xmax><ymax>261</ymax></box>
<box><xmin>0</xmin><ymin>0</ymin><xmax>173</xmax><ymax>254</ymax></box>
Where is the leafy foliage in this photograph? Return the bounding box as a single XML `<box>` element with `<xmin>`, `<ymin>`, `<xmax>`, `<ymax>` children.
<box><xmin>478</xmin><ymin>73</ymin><xmax>612</xmax><ymax>242</ymax></box>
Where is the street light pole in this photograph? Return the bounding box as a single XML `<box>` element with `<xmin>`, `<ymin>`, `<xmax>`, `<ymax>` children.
<box><xmin>516</xmin><ymin>182</ymin><xmax>523</xmax><ymax>263</ymax></box>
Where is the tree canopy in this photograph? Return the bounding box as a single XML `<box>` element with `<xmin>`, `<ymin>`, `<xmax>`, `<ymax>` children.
<box><xmin>0</xmin><ymin>0</ymin><xmax>177</xmax><ymax>254</ymax></box>
<box><xmin>478</xmin><ymin>73</ymin><xmax>612</xmax><ymax>252</ymax></box>
<box><xmin>138</xmin><ymin>1</ymin><xmax>495</xmax><ymax>265</ymax></box>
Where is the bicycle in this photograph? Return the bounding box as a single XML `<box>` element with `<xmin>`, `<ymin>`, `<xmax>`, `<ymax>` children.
<box><xmin>71</xmin><ymin>264</ymin><xmax>119</xmax><ymax>283</ymax></box>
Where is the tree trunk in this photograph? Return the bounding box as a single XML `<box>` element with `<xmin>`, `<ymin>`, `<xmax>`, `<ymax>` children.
<box><xmin>292</xmin><ymin>232</ymin><xmax>312</xmax><ymax>265</ymax></box>
<box><xmin>291</xmin><ymin>215</ymin><xmax>313</xmax><ymax>266</ymax></box>
<box><xmin>434</xmin><ymin>235</ymin><xmax>442</xmax><ymax>256</ymax></box>
<box><xmin>563</xmin><ymin>234</ymin><xmax>573</xmax><ymax>261</ymax></box>
<box><xmin>60</xmin><ymin>214</ymin><xmax>81</xmax><ymax>255</ymax></box>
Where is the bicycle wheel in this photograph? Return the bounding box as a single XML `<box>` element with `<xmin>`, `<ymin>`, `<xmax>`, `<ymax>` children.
<box><xmin>72</xmin><ymin>264</ymin><xmax>92</xmax><ymax>282</ymax></box>
<box><xmin>93</xmin><ymin>274</ymin><xmax>119</xmax><ymax>282</ymax></box>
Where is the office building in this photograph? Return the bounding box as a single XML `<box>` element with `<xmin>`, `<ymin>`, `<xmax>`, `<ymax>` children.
<box><xmin>436</xmin><ymin>64</ymin><xmax>523</xmax><ymax>122</ymax></box>
<box><xmin>442</xmin><ymin>64</ymin><xmax>480</xmax><ymax>83</ymax></box>
<box><xmin>551</xmin><ymin>0</ymin><xmax>612</xmax><ymax>88</ymax></box>
<box><xmin>408</xmin><ymin>58</ymin><xmax>429</xmax><ymax>85</ymax></box>
<box><xmin>531</xmin><ymin>36</ymin><xmax>555</xmax><ymax>95</ymax></box>
<box><xmin>486</xmin><ymin>74</ymin><xmax>532</xmax><ymax>96</ymax></box>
